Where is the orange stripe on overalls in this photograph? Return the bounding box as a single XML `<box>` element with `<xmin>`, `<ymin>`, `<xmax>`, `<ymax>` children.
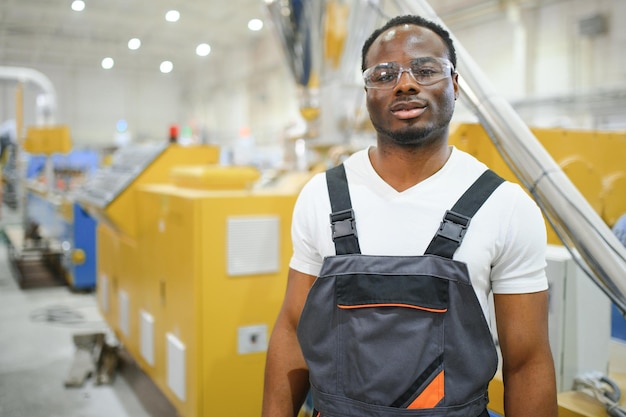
<box><xmin>408</xmin><ymin>370</ymin><xmax>445</xmax><ymax>409</ymax></box>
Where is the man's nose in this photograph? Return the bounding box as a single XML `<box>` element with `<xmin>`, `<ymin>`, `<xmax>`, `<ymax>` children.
<box><xmin>396</xmin><ymin>68</ymin><xmax>420</xmax><ymax>90</ymax></box>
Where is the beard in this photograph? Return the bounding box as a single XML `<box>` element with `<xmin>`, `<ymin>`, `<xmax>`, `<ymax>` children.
<box><xmin>372</xmin><ymin>116</ymin><xmax>451</xmax><ymax>148</ymax></box>
<box><xmin>374</xmin><ymin>123</ymin><xmax>439</xmax><ymax>146</ymax></box>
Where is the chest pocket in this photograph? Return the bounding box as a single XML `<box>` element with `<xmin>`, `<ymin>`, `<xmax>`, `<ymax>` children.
<box><xmin>335</xmin><ymin>269</ymin><xmax>449</xmax><ymax>408</ymax></box>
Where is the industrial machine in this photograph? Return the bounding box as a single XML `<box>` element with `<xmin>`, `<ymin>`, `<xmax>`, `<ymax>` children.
<box><xmin>74</xmin><ymin>142</ymin><xmax>221</xmax><ymax>343</ymax></box>
<box><xmin>128</xmin><ymin>168</ymin><xmax>304</xmax><ymax>416</ymax></box>
<box><xmin>448</xmin><ymin>123</ymin><xmax>626</xmax><ymax>241</ymax></box>
<box><xmin>75</xmin><ymin>142</ymin><xmax>316</xmax><ymax>416</ymax></box>
<box><xmin>1</xmin><ymin>66</ymin><xmax>104</xmax><ymax>290</ymax></box>
<box><xmin>21</xmin><ymin>148</ymin><xmax>101</xmax><ymax>290</ymax></box>
<box><xmin>21</xmin><ymin>184</ymin><xmax>98</xmax><ymax>290</ymax></box>
<box><xmin>5</xmin><ymin>120</ymin><xmax>104</xmax><ymax>290</ymax></box>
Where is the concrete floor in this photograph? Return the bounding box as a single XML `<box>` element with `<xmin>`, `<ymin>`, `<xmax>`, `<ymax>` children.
<box><xmin>0</xmin><ymin>207</ymin><xmax>160</xmax><ymax>417</ymax></box>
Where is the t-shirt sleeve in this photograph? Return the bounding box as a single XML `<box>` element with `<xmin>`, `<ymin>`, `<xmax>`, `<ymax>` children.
<box><xmin>288</xmin><ymin>173</ymin><xmax>328</xmax><ymax>277</ymax></box>
<box><xmin>490</xmin><ymin>185</ymin><xmax>549</xmax><ymax>294</ymax></box>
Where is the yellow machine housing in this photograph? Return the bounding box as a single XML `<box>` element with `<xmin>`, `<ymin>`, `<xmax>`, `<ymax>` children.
<box><xmin>449</xmin><ymin>123</ymin><xmax>626</xmax><ymax>244</ymax></box>
<box><xmin>94</xmin><ymin>155</ymin><xmax>309</xmax><ymax>417</ymax></box>
<box><xmin>169</xmin><ymin>164</ymin><xmax>261</xmax><ymax>190</ymax></box>
<box><xmin>85</xmin><ymin>145</ymin><xmax>220</xmax><ymax>240</ymax></box>
<box><xmin>85</xmin><ymin>144</ymin><xmax>219</xmax><ymax>361</ymax></box>
<box><xmin>132</xmin><ymin>184</ymin><xmax>297</xmax><ymax>417</ymax></box>
<box><xmin>24</xmin><ymin>125</ymin><xmax>72</xmax><ymax>155</ymax></box>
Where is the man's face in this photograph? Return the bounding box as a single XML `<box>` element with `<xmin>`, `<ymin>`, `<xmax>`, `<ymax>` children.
<box><xmin>364</xmin><ymin>24</ymin><xmax>459</xmax><ymax>147</ymax></box>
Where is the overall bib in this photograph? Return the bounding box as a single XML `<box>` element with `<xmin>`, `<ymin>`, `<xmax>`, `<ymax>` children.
<box><xmin>297</xmin><ymin>164</ymin><xmax>504</xmax><ymax>417</ymax></box>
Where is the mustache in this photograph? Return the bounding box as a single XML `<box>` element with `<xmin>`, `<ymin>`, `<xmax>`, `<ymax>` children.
<box><xmin>390</xmin><ymin>96</ymin><xmax>428</xmax><ymax>111</ymax></box>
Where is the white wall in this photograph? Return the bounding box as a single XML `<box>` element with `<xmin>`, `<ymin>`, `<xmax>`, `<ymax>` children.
<box><xmin>0</xmin><ymin>64</ymin><xmax>184</xmax><ymax>147</ymax></box>
<box><xmin>452</xmin><ymin>0</ymin><xmax>626</xmax><ymax>129</ymax></box>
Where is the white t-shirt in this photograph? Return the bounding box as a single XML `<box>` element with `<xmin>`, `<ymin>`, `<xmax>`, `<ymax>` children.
<box><xmin>290</xmin><ymin>146</ymin><xmax>548</xmax><ymax>317</ymax></box>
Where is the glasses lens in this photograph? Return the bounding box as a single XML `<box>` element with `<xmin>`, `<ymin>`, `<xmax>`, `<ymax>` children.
<box><xmin>363</xmin><ymin>58</ymin><xmax>453</xmax><ymax>89</ymax></box>
<box><xmin>363</xmin><ymin>63</ymin><xmax>400</xmax><ymax>89</ymax></box>
<box><xmin>410</xmin><ymin>58</ymin><xmax>450</xmax><ymax>86</ymax></box>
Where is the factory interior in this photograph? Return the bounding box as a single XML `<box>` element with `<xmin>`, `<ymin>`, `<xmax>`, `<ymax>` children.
<box><xmin>0</xmin><ymin>0</ymin><xmax>625</xmax><ymax>416</ymax></box>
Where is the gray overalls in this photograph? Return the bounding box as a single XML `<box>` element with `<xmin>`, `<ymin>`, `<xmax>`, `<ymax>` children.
<box><xmin>297</xmin><ymin>164</ymin><xmax>504</xmax><ymax>417</ymax></box>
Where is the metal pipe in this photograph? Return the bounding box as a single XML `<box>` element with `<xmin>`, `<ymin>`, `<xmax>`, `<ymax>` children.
<box><xmin>0</xmin><ymin>66</ymin><xmax>57</xmax><ymax>125</ymax></box>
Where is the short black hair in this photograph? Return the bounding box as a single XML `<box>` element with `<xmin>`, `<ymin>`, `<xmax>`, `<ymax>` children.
<box><xmin>361</xmin><ymin>15</ymin><xmax>457</xmax><ymax>71</ymax></box>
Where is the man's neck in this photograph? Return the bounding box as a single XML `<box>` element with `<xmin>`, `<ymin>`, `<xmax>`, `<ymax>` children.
<box><xmin>368</xmin><ymin>142</ymin><xmax>452</xmax><ymax>192</ymax></box>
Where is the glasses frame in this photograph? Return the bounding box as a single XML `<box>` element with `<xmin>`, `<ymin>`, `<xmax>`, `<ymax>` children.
<box><xmin>363</xmin><ymin>57</ymin><xmax>456</xmax><ymax>90</ymax></box>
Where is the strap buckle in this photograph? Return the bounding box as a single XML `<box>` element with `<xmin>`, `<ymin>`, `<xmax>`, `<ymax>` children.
<box><xmin>330</xmin><ymin>208</ymin><xmax>358</xmax><ymax>240</ymax></box>
<box><xmin>437</xmin><ymin>210</ymin><xmax>471</xmax><ymax>244</ymax></box>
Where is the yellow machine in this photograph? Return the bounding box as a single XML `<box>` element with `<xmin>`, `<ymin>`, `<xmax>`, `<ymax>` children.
<box><xmin>81</xmin><ymin>144</ymin><xmax>220</xmax><ymax>240</ymax></box>
<box><xmin>449</xmin><ymin>123</ymin><xmax>626</xmax><ymax>242</ymax></box>
<box><xmin>23</xmin><ymin>125</ymin><xmax>72</xmax><ymax>155</ymax></box>
<box><xmin>80</xmin><ymin>142</ymin><xmax>311</xmax><ymax>417</ymax></box>
<box><xmin>77</xmin><ymin>143</ymin><xmax>220</xmax><ymax>359</ymax></box>
<box><xmin>134</xmin><ymin>178</ymin><xmax>299</xmax><ymax>416</ymax></box>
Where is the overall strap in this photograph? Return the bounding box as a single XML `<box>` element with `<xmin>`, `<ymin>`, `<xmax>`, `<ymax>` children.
<box><xmin>425</xmin><ymin>169</ymin><xmax>504</xmax><ymax>259</ymax></box>
<box><xmin>326</xmin><ymin>164</ymin><xmax>361</xmax><ymax>255</ymax></box>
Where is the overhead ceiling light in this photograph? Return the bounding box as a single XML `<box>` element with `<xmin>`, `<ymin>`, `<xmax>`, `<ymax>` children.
<box><xmin>165</xmin><ymin>10</ymin><xmax>180</xmax><ymax>22</ymax></box>
<box><xmin>128</xmin><ymin>38</ymin><xmax>141</xmax><ymax>50</ymax></box>
<box><xmin>116</xmin><ymin>119</ymin><xmax>128</xmax><ymax>133</ymax></box>
<box><xmin>160</xmin><ymin>61</ymin><xmax>173</xmax><ymax>73</ymax></box>
<box><xmin>248</xmin><ymin>18</ymin><xmax>263</xmax><ymax>31</ymax></box>
<box><xmin>101</xmin><ymin>57</ymin><xmax>114</xmax><ymax>70</ymax></box>
<box><xmin>196</xmin><ymin>43</ymin><xmax>211</xmax><ymax>57</ymax></box>
<box><xmin>71</xmin><ymin>0</ymin><xmax>85</xmax><ymax>12</ymax></box>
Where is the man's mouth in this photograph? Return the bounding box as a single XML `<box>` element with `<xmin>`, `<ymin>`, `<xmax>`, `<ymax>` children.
<box><xmin>390</xmin><ymin>100</ymin><xmax>427</xmax><ymax>120</ymax></box>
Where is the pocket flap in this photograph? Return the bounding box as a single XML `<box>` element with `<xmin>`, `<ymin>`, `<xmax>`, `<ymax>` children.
<box><xmin>336</xmin><ymin>274</ymin><xmax>448</xmax><ymax>312</ymax></box>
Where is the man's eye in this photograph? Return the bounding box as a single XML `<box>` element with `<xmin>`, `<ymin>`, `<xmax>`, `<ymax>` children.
<box><xmin>414</xmin><ymin>67</ymin><xmax>440</xmax><ymax>77</ymax></box>
<box><xmin>373</xmin><ymin>70</ymin><xmax>397</xmax><ymax>82</ymax></box>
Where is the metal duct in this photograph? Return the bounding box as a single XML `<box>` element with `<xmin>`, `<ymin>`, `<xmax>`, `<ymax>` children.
<box><xmin>264</xmin><ymin>0</ymin><xmax>324</xmax><ymax>122</ymax></box>
<box><xmin>0</xmin><ymin>66</ymin><xmax>57</xmax><ymax>125</ymax></box>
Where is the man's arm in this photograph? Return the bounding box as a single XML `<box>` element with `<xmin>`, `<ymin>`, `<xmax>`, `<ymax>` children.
<box><xmin>262</xmin><ymin>268</ymin><xmax>317</xmax><ymax>417</ymax></box>
<box><xmin>494</xmin><ymin>290</ymin><xmax>558</xmax><ymax>417</ymax></box>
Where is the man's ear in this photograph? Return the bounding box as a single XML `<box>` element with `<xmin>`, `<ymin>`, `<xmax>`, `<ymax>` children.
<box><xmin>453</xmin><ymin>73</ymin><xmax>460</xmax><ymax>100</ymax></box>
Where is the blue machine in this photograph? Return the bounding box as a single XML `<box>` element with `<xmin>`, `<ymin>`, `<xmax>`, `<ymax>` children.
<box><xmin>23</xmin><ymin>149</ymin><xmax>100</xmax><ymax>290</ymax></box>
<box><xmin>69</xmin><ymin>202</ymin><xmax>97</xmax><ymax>290</ymax></box>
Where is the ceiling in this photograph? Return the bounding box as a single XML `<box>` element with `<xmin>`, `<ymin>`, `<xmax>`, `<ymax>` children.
<box><xmin>0</xmin><ymin>0</ymin><xmax>271</xmax><ymax>75</ymax></box>
<box><xmin>0</xmin><ymin>0</ymin><xmax>510</xmax><ymax>77</ymax></box>
<box><xmin>0</xmin><ymin>0</ymin><xmax>508</xmax><ymax>75</ymax></box>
